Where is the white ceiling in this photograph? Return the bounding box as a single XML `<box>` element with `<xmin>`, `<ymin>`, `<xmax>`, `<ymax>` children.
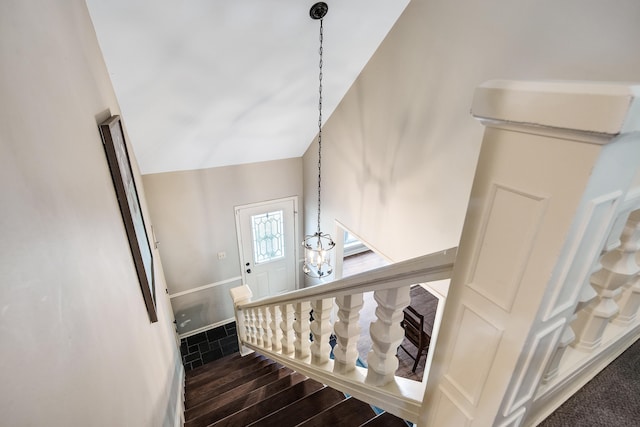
<box><xmin>86</xmin><ymin>0</ymin><xmax>410</xmax><ymax>175</ymax></box>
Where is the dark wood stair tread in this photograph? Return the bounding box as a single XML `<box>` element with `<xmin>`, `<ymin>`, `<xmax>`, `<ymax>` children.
<box><xmin>296</xmin><ymin>395</ymin><xmax>377</xmax><ymax>426</ymax></box>
<box><xmin>185</xmin><ymin>370</ymin><xmax>306</xmax><ymax>427</ymax></box>
<box><xmin>186</xmin><ymin>366</ymin><xmax>295</xmax><ymax>420</ymax></box>
<box><xmin>186</xmin><ymin>353</ymin><xmax>265</xmax><ymax>387</ymax></box>
<box><xmin>210</xmin><ymin>378</ymin><xmax>325</xmax><ymax>427</ymax></box>
<box><xmin>185</xmin><ymin>361</ymin><xmax>279</xmax><ymax>409</ymax></box>
<box><xmin>183</xmin><ymin>351</ymin><xmax>410</xmax><ymax>427</ymax></box>
<box><xmin>247</xmin><ymin>386</ymin><xmax>346</xmax><ymax>426</ymax></box>
<box><xmin>360</xmin><ymin>411</ymin><xmax>410</xmax><ymax>426</ymax></box>
<box><xmin>186</xmin><ymin>352</ymin><xmax>245</xmax><ymax>380</ymax></box>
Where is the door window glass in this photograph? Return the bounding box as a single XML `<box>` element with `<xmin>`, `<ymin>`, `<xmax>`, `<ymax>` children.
<box><xmin>251</xmin><ymin>210</ymin><xmax>285</xmax><ymax>264</ymax></box>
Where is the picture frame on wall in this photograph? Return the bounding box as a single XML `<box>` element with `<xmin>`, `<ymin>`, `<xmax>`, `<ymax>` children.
<box><xmin>99</xmin><ymin>115</ymin><xmax>157</xmax><ymax>323</ymax></box>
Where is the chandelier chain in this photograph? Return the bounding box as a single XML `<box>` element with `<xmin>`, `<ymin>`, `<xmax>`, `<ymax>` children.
<box><xmin>316</xmin><ymin>18</ymin><xmax>324</xmax><ymax>235</ymax></box>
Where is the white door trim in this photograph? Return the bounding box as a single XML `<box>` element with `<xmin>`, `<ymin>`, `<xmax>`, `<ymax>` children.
<box><xmin>234</xmin><ymin>196</ymin><xmax>300</xmax><ymax>291</ymax></box>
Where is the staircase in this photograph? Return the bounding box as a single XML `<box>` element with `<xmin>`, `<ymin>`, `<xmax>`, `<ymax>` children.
<box><xmin>183</xmin><ymin>352</ymin><xmax>410</xmax><ymax>427</ymax></box>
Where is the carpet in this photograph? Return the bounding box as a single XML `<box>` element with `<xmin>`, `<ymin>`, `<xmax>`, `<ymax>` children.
<box><xmin>539</xmin><ymin>337</ymin><xmax>640</xmax><ymax>426</ymax></box>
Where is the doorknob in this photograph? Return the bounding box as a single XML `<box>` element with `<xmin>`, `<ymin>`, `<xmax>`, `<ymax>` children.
<box><xmin>246</xmin><ymin>268</ymin><xmax>252</xmax><ymax>274</ymax></box>
<box><xmin>245</xmin><ymin>262</ymin><xmax>250</xmax><ymax>266</ymax></box>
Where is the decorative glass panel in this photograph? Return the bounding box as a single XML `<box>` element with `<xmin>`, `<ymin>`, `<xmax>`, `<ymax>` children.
<box><xmin>251</xmin><ymin>210</ymin><xmax>285</xmax><ymax>264</ymax></box>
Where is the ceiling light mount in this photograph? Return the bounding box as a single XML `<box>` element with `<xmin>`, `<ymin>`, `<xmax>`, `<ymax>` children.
<box><xmin>309</xmin><ymin>2</ymin><xmax>328</xmax><ymax>20</ymax></box>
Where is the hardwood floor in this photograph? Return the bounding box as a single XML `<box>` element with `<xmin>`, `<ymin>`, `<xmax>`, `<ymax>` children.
<box><xmin>342</xmin><ymin>250</ymin><xmax>389</xmax><ymax>277</ymax></box>
<box><xmin>342</xmin><ymin>251</ymin><xmax>440</xmax><ymax>382</ymax></box>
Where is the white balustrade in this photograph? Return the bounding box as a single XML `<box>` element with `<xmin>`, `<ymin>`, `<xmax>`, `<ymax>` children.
<box><xmin>613</xmin><ymin>210</ymin><xmax>640</xmax><ymax>325</ymax></box>
<box><xmin>366</xmin><ymin>286</ymin><xmax>411</xmax><ymax>386</ymax></box>
<box><xmin>333</xmin><ymin>293</ymin><xmax>364</xmax><ymax>374</ymax></box>
<box><xmin>573</xmin><ymin>209</ymin><xmax>640</xmax><ymax>350</ymax></box>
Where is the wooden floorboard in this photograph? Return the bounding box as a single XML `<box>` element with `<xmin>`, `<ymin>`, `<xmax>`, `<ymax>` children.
<box><xmin>186</xmin><ymin>352</ymin><xmax>244</xmax><ymax>380</ymax></box>
<box><xmin>185</xmin><ymin>361</ymin><xmax>279</xmax><ymax>409</ymax></box>
<box><xmin>186</xmin><ymin>353</ymin><xmax>265</xmax><ymax>388</ymax></box>
<box><xmin>210</xmin><ymin>379</ymin><xmax>324</xmax><ymax>427</ymax></box>
<box><xmin>247</xmin><ymin>386</ymin><xmax>346</xmax><ymax>427</ymax></box>
<box><xmin>296</xmin><ymin>395</ymin><xmax>377</xmax><ymax>426</ymax></box>
<box><xmin>185</xmin><ymin>367</ymin><xmax>298</xmax><ymax>423</ymax></box>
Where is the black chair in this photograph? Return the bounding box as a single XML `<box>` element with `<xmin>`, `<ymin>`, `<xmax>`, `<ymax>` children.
<box><xmin>399</xmin><ymin>305</ymin><xmax>431</xmax><ymax>372</ymax></box>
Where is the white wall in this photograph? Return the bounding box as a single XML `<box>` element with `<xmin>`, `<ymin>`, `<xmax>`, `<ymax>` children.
<box><xmin>0</xmin><ymin>1</ymin><xmax>181</xmax><ymax>425</ymax></box>
<box><xmin>142</xmin><ymin>158</ymin><xmax>303</xmax><ymax>333</ymax></box>
<box><xmin>304</xmin><ymin>0</ymin><xmax>640</xmax><ymax>263</ymax></box>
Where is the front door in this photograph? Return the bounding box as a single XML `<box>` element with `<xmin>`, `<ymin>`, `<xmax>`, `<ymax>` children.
<box><xmin>235</xmin><ymin>197</ymin><xmax>298</xmax><ymax>299</ymax></box>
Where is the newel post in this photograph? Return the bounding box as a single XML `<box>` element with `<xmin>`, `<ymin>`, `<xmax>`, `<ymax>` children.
<box><xmin>230</xmin><ymin>285</ymin><xmax>254</xmax><ymax>356</ymax></box>
<box><xmin>422</xmin><ymin>81</ymin><xmax>640</xmax><ymax>427</ymax></box>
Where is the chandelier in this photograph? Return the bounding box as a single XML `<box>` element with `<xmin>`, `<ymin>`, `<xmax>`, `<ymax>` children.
<box><xmin>303</xmin><ymin>2</ymin><xmax>335</xmax><ymax>278</ymax></box>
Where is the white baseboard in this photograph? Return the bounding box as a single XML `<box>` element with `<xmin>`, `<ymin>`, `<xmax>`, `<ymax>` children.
<box><xmin>174</xmin><ymin>363</ymin><xmax>185</xmax><ymax>427</ymax></box>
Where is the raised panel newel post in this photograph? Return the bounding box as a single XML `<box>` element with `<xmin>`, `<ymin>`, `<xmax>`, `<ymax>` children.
<box><xmin>422</xmin><ymin>80</ymin><xmax>640</xmax><ymax>427</ymax></box>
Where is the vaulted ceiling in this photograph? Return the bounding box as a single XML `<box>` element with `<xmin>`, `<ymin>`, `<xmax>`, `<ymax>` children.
<box><xmin>86</xmin><ymin>0</ymin><xmax>410</xmax><ymax>175</ymax></box>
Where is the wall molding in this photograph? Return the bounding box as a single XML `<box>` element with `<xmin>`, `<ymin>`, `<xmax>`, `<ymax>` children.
<box><xmin>169</xmin><ymin>276</ymin><xmax>242</xmax><ymax>299</ymax></box>
<box><xmin>179</xmin><ymin>317</ymin><xmax>236</xmax><ymax>339</ymax></box>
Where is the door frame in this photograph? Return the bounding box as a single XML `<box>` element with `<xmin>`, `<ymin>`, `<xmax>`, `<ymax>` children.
<box><xmin>234</xmin><ymin>196</ymin><xmax>300</xmax><ymax>292</ymax></box>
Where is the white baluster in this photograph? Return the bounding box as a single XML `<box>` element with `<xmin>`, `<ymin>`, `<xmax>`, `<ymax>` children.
<box><xmin>542</xmin><ymin>320</ymin><xmax>576</xmax><ymax>384</ymax></box>
<box><xmin>333</xmin><ymin>293</ymin><xmax>363</xmax><ymax>374</ymax></box>
<box><xmin>574</xmin><ymin>210</ymin><xmax>640</xmax><ymax>350</ymax></box>
<box><xmin>294</xmin><ymin>301</ymin><xmax>311</xmax><ymax>359</ymax></box>
<box><xmin>243</xmin><ymin>309</ymin><xmax>253</xmax><ymax>344</ymax></box>
<box><xmin>255</xmin><ymin>308</ymin><xmax>264</xmax><ymax>347</ymax></box>
<box><xmin>280</xmin><ymin>303</ymin><xmax>295</xmax><ymax>355</ymax></box>
<box><xmin>613</xmin><ymin>211</ymin><xmax>640</xmax><ymax>325</ymax></box>
<box><xmin>251</xmin><ymin>308</ymin><xmax>259</xmax><ymax>345</ymax></box>
<box><xmin>269</xmin><ymin>305</ymin><xmax>282</xmax><ymax>352</ymax></box>
<box><xmin>366</xmin><ymin>286</ymin><xmax>411</xmax><ymax>386</ymax></box>
<box><xmin>310</xmin><ymin>298</ymin><xmax>334</xmax><ymax>365</ymax></box>
<box><xmin>615</xmin><ymin>277</ymin><xmax>640</xmax><ymax>325</ymax></box>
<box><xmin>260</xmin><ymin>306</ymin><xmax>271</xmax><ymax>350</ymax></box>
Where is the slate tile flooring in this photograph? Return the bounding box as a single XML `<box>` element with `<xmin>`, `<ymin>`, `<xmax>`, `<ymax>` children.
<box><xmin>180</xmin><ymin>322</ymin><xmax>239</xmax><ymax>371</ymax></box>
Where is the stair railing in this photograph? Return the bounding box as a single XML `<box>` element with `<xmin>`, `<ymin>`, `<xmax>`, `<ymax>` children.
<box><xmin>230</xmin><ymin>247</ymin><xmax>456</xmax><ymax>423</ymax></box>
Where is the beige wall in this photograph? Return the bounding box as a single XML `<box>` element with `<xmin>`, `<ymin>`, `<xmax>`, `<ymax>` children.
<box><xmin>142</xmin><ymin>158</ymin><xmax>303</xmax><ymax>333</ymax></box>
<box><xmin>304</xmin><ymin>0</ymin><xmax>640</xmax><ymax>263</ymax></box>
<box><xmin>0</xmin><ymin>1</ymin><xmax>181</xmax><ymax>426</ymax></box>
